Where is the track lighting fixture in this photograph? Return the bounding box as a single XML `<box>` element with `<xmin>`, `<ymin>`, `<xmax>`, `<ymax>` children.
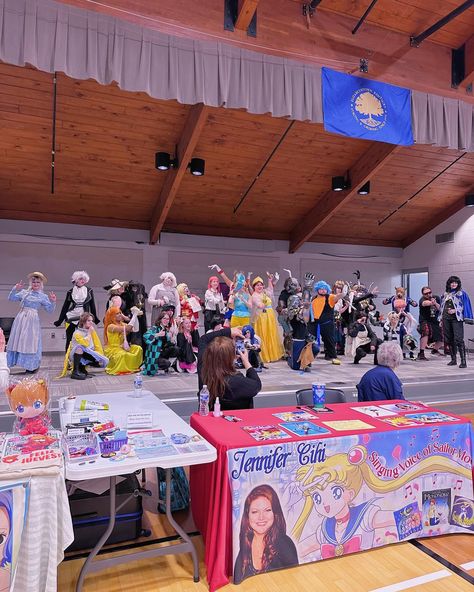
<box><xmin>155</xmin><ymin>152</ymin><xmax>205</xmax><ymax>176</ymax></box>
<box><xmin>465</xmin><ymin>194</ymin><xmax>474</xmax><ymax>207</ymax></box>
<box><xmin>358</xmin><ymin>181</ymin><xmax>371</xmax><ymax>195</ymax></box>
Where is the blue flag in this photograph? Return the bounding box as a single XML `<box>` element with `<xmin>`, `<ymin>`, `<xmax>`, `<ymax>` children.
<box><xmin>322</xmin><ymin>68</ymin><xmax>414</xmax><ymax>146</ymax></box>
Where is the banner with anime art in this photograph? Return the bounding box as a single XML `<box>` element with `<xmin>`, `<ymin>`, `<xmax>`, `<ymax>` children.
<box><xmin>227</xmin><ymin>423</ymin><xmax>473</xmax><ymax>584</ymax></box>
<box><xmin>0</xmin><ymin>481</ymin><xmax>30</xmax><ymax>592</ymax></box>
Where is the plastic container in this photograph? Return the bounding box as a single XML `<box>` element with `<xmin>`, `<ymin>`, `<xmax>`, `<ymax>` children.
<box><xmin>312</xmin><ymin>383</ymin><xmax>326</xmax><ymax>408</ymax></box>
<box><xmin>64</xmin><ymin>433</ymin><xmax>100</xmax><ymax>463</ymax></box>
<box><xmin>199</xmin><ymin>385</ymin><xmax>210</xmax><ymax>416</ymax></box>
<box><xmin>99</xmin><ymin>437</ymin><xmax>128</xmax><ymax>454</ymax></box>
<box><xmin>213</xmin><ymin>397</ymin><xmax>221</xmax><ymax>417</ymax></box>
<box><xmin>133</xmin><ymin>375</ymin><xmax>143</xmax><ymax>398</ymax></box>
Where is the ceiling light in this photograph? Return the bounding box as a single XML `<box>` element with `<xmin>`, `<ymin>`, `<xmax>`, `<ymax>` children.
<box><xmin>332</xmin><ymin>175</ymin><xmax>350</xmax><ymax>192</ymax></box>
<box><xmin>190</xmin><ymin>158</ymin><xmax>205</xmax><ymax>176</ymax></box>
<box><xmin>155</xmin><ymin>152</ymin><xmax>176</xmax><ymax>171</ymax></box>
<box><xmin>358</xmin><ymin>181</ymin><xmax>370</xmax><ymax>195</ymax></box>
<box><xmin>465</xmin><ymin>194</ymin><xmax>474</xmax><ymax>207</ymax></box>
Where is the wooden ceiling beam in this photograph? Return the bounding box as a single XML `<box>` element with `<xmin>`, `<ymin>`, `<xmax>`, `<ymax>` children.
<box><xmin>289</xmin><ymin>142</ymin><xmax>399</xmax><ymax>253</ymax></box>
<box><xmin>459</xmin><ymin>35</ymin><xmax>474</xmax><ymax>90</ymax></box>
<box><xmin>401</xmin><ymin>195</ymin><xmax>468</xmax><ymax>248</ymax></box>
<box><xmin>235</xmin><ymin>0</ymin><xmax>260</xmax><ymax>32</ymax></box>
<box><xmin>150</xmin><ymin>103</ymin><xmax>209</xmax><ymax>244</ymax></box>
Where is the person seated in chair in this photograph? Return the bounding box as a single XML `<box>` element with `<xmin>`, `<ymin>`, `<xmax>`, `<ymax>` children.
<box><xmin>357</xmin><ymin>341</ymin><xmax>404</xmax><ymax>402</ymax></box>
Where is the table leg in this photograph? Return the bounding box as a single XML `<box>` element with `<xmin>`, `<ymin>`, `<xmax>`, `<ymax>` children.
<box><xmin>75</xmin><ymin>476</ymin><xmax>117</xmax><ymax>592</ymax></box>
<box><xmin>163</xmin><ymin>468</ymin><xmax>200</xmax><ymax>583</ymax></box>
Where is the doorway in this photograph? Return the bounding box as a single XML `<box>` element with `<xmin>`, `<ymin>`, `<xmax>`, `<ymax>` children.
<box><xmin>402</xmin><ymin>269</ymin><xmax>429</xmax><ymax>323</ymax></box>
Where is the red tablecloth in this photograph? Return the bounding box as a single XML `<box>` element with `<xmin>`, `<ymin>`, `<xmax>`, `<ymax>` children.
<box><xmin>190</xmin><ymin>401</ymin><xmax>473</xmax><ymax>591</ymax></box>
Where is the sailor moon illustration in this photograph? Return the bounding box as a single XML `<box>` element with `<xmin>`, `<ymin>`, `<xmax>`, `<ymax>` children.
<box><xmin>291</xmin><ymin>446</ymin><xmax>472</xmax><ymax>559</ymax></box>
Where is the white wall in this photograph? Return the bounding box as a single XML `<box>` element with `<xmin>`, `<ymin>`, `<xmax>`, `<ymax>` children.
<box><xmin>402</xmin><ymin>208</ymin><xmax>474</xmax><ymax>300</ymax></box>
<box><xmin>0</xmin><ymin>220</ymin><xmax>403</xmax><ymax>352</ymax></box>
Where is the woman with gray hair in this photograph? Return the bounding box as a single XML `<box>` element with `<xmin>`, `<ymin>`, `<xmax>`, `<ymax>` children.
<box><xmin>356</xmin><ymin>341</ymin><xmax>404</xmax><ymax>402</ymax></box>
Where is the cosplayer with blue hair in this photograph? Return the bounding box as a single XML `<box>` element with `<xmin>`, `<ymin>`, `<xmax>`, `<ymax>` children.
<box><xmin>242</xmin><ymin>324</ymin><xmax>264</xmax><ymax>370</ymax></box>
<box><xmin>441</xmin><ymin>275</ymin><xmax>473</xmax><ymax>369</ymax></box>
<box><xmin>309</xmin><ymin>279</ymin><xmax>345</xmax><ymax>365</ymax></box>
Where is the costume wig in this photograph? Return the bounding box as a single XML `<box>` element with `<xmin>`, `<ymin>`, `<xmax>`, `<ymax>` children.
<box><xmin>71</xmin><ymin>270</ymin><xmax>90</xmax><ymax>284</ymax></box>
<box><xmin>177</xmin><ymin>283</ymin><xmax>189</xmax><ymax>298</ymax></box>
<box><xmin>314</xmin><ymin>280</ymin><xmax>331</xmax><ymax>294</ymax></box>
<box><xmin>446</xmin><ymin>276</ymin><xmax>461</xmax><ymax>292</ymax></box>
<box><xmin>160</xmin><ymin>272</ymin><xmax>177</xmax><ymax>287</ymax></box>
<box><xmin>103</xmin><ymin>306</ymin><xmax>122</xmax><ymax>344</ymax></box>
<box><xmin>252</xmin><ymin>276</ymin><xmax>264</xmax><ymax>287</ymax></box>
<box><xmin>242</xmin><ymin>324</ymin><xmax>257</xmax><ymax>344</ymax></box>
<box><xmin>208</xmin><ymin>276</ymin><xmax>221</xmax><ymax>292</ymax></box>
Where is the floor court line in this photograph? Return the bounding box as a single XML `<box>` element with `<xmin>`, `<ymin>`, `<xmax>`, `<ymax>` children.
<box><xmin>460</xmin><ymin>561</ymin><xmax>474</xmax><ymax>570</ymax></box>
<box><xmin>370</xmin><ymin>569</ymin><xmax>452</xmax><ymax>592</ymax></box>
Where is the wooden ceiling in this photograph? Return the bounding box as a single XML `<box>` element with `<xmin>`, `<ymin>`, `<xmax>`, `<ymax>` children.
<box><xmin>310</xmin><ymin>0</ymin><xmax>474</xmax><ymax>49</ymax></box>
<box><xmin>0</xmin><ymin>61</ymin><xmax>473</xmax><ymax>250</ymax></box>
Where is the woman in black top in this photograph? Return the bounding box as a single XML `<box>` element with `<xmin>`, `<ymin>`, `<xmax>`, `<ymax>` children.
<box><xmin>200</xmin><ymin>330</ymin><xmax>261</xmax><ymax>411</ymax></box>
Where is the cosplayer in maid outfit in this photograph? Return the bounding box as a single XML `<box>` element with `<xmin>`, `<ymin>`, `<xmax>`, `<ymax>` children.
<box><xmin>440</xmin><ymin>275</ymin><xmax>473</xmax><ymax>369</ymax></box>
<box><xmin>54</xmin><ymin>270</ymin><xmax>100</xmax><ymax>351</ymax></box>
<box><xmin>251</xmin><ymin>273</ymin><xmax>285</xmax><ymax>363</ymax></box>
<box><xmin>59</xmin><ymin>312</ymin><xmax>108</xmax><ymax>380</ymax></box>
<box><xmin>148</xmin><ymin>272</ymin><xmax>181</xmax><ymax>326</ymax></box>
<box><xmin>204</xmin><ymin>275</ymin><xmax>225</xmax><ymax>332</ymax></box>
<box><xmin>7</xmin><ymin>272</ymin><xmax>56</xmax><ymax>372</ymax></box>
<box><xmin>177</xmin><ymin>283</ymin><xmax>202</xmax><ymax>332</ymax></box>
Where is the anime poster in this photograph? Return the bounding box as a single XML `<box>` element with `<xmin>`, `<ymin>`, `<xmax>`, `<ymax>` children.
<box><xmin>0</xmin><ymin>481</ymin><xmax>30</xmax><ymax>591</ymax></box>
<box><xmin>227</xmin><ymin>422</ymin><xmax>473</xmax><ymax>584</ymax></box>
<box><xmin>449</xmin><ymin>495</ymin><xmax>474</xmax><ymax>531</ymax></box>
<box><xmin>421</xmin><ymin>489</ymin><xmax>451</xmax><ymax>534</ymax></box>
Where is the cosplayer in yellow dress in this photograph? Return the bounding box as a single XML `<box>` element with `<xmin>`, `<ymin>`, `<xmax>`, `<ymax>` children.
<box><xmin>59</xmin><ymin>312</ymin><xmax>108</xmax><ymax>380</ymax></box>
<box><xmin>103</xmin><ymin>307</ymin><xmax>143</xmax><ymax>375</ymax></box>
<box><xmin>251</xmin><ymin>274</ymin><xmax>284</xmax><ymax>363</ymax></box>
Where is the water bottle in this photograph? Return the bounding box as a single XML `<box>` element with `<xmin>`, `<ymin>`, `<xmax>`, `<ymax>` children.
<box><xmin>133</xmin><ymin>374</ymin><xmax>143</xmax><ymax>398</ymax></box>
<box><xmin>199</xmin><ymin>385</ymin><xmax>210</xmax><ymax>416</ymax></box>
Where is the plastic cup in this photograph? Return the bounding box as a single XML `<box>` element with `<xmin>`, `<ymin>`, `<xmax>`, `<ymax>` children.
<box><xmin>64</xmin><ymin>396</ymin><xmax>76</xmax><ymax>413</ymax></box>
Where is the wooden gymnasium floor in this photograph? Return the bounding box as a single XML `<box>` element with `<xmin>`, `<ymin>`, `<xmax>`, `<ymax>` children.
<box><xmin>58</xmin><ymin>415</ymin><xmax>474</xmax><ymax>592</ymax></box>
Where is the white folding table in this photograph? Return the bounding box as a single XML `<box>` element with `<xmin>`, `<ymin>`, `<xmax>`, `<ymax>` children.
<box><xmin>60</xmin><ymin>390</ymin><xmax>216</xmax><ymax>592</ymax></box>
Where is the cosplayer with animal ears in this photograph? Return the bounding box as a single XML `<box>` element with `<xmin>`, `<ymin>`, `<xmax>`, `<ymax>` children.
<box><xmin>6</xmin><ymin>272</ymin><xmax>56</xmax><ymax>373</ymax></box>
<box><xmin>148</xmin><ymin>273</ymin><xmax>180</xmax><ymax>325</ymax></box>
<box><xmin>440</xmin><ymin>275</ymin><xmax>473</xmax><ymax>369</ymax></box>
<box><xmin>55</xmin><ymin>270</ymin><xmax>100</xmax><ymax>351</ymax></box>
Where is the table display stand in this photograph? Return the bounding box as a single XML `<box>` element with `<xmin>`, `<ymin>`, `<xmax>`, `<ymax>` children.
<box><xmin>76</xmin><ymin>470</ymin><xmax>199</xmax><ymax>592</ymax></box>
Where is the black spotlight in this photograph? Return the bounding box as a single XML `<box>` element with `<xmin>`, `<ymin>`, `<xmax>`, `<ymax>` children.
<box><xmin>155</xmin><ymin>152</ymin><xmax>172</xmax><ymax>171</ymax></box>
<box><xmin>465</xmin><ymin>194</ymin><xmax>474</xmax><ymax>207</ymax></box>
<box><xmin>332</xmin><ymin>175</ymin><xmax>350</xmax><ymax>191</ymax></box>
<box><xmin>358</xmin><ymin>181</ymin><xmax>370</xmax><ymax>195</ymax></box>
<box><xmin>190</xmin><ymin>157</ymin><xmax>205</xmax><ymax>176</ymax></box>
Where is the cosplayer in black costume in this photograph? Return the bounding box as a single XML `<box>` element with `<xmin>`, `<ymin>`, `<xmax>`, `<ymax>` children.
<box><xmin>104</xmin><ymin>279</ymin><xmax>129</xmax><ymax>314</ymax></box>
<box><xmin>440</xmin><ymin>275</ymin><xmax>473</xmax><ymax>369</ymax></box>
<box><xmin>277</xmin><ymin>271</ymin><xmax>318</xmax><ymax>370</ymax></box>
<box><xmin>54</xmin><ymin>271</ymin><xmax>100</xmax><ymax>351</ymax></box>
<box><xmin>123</xmin><ymin>281</ymin><xmax>148</xmax><ymax>348</ymax></box>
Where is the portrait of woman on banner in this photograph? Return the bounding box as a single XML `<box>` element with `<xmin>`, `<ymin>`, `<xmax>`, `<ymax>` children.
<box><xmin>233</xmin><ymin>484</ymin><xmax>298</xmax><ymax>583</ymax></box>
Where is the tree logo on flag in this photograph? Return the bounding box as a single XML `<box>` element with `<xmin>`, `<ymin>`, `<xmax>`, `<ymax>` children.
<box><xmin>351</xmin><ymin>88</ymin><xmax>387</xmax><ymax>131</ymax></box>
